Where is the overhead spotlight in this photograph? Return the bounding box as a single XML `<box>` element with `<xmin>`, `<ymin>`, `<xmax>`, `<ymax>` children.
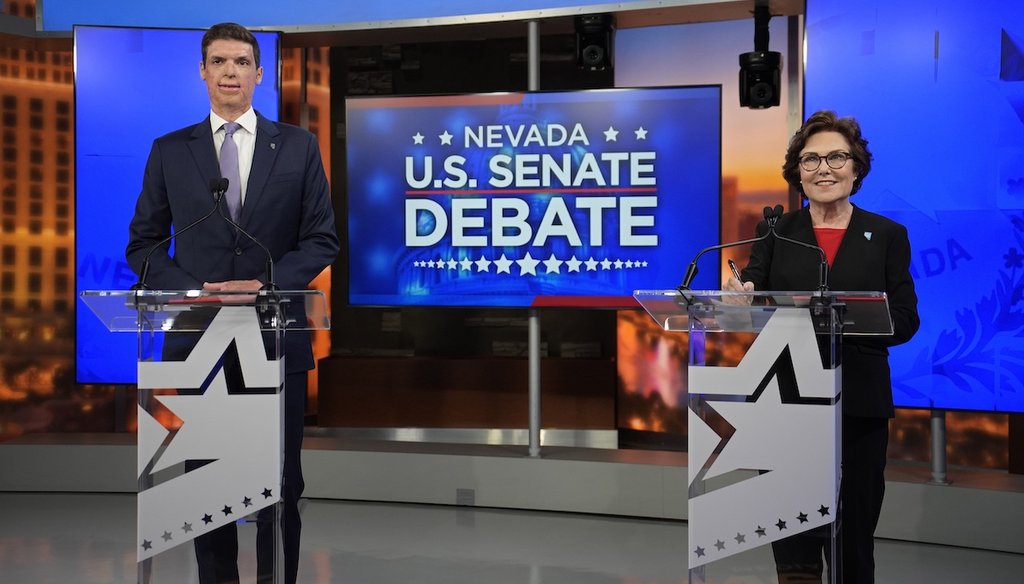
<box><xmin>739</xmin><ymin>4</ymin><xmax>782</xmax><ymax>109</ymax></box>
<box><xmin>575</xmin><ymin>14</ymin><xmax>614</xmax><ymax>71</ymax></box>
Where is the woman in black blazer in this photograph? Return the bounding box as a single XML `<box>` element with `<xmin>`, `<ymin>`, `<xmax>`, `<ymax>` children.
<box><xmin>725</xmin><ymin>110</ymin><xmax>920</xmax><ymax>583</ymax></box>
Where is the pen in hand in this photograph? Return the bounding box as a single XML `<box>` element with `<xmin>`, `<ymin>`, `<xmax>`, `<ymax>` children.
<box><xmin>728</xmin><ymin>259</ymin><xmax>743</xmax><ymax>283</ymax></box>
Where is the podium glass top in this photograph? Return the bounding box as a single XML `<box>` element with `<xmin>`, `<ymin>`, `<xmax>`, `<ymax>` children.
<box><xmin>80</xmin><ymin>289</ymin><xmax>330</xmax><ymax>332</ymax></box>
<box><xmin>632</xmin><ymin>289</ymin><xmax>893</xmax><ymax>335</ymax></box>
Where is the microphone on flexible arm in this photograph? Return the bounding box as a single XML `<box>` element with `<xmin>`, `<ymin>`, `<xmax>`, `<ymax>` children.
<box><xmin>677</xmin><ymin>205</ymin><xmax>777</xmax><ymax>291</ymax></box>
<box><xmin>762</xmin><ymin>204</ymin><xmax>830</xmax><ymax>294</ymax></box>
<box><xmin>214</xmin><ymin>176</ymin><xmax>276</xmax><ymax>295</ymax></box>
<box><xmin>131</xmin><ymin>178</ymin><xmax>229</xmax><ymax>300</ymax></box>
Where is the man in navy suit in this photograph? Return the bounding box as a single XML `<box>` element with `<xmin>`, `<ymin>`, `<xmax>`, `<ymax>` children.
<box><xmin>126</xmin><ymin>22</ymin><xmax>339</xmax><ymax>584</ymax></box>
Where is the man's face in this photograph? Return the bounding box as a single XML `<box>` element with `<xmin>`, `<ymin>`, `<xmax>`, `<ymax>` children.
<box><xmin>200</xmin><ymin>39</ymin><xmax>263</xmax><ymax>121</ymax></box>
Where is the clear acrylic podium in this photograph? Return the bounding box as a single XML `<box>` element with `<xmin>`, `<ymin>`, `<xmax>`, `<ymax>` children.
<box><xmin>80</xmin><ymin>289</ymin><xmax>330</xmax><ymax>584</ymax></box>
<box><xmin>633</xmin><ymin>289</ymin><xmax>893</xmax><ymax>584</ymax></box>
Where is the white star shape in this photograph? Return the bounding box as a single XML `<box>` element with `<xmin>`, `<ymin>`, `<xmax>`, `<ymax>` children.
<box><xmin>585</xmin><ymin>257</ymin><xmax>599</xmax><ymax>271</ymax></box>
<box><xmin>426</xmin><ymin>260</ymin><xmax>436</xmax><ymax>268</ymax></box>
<box><xmin>640</xmin><ymin>260</ymin><xmax>649</xmax><ymax>267</ymax></box>
<box><xmin>459</xmin><ymin>258</ymin><xmax>473</xmax><ymax>271</ymax></box>
<box><xmin>475</xmin><ymin>255</ymin><xmax>492</xmax><ymax>272</ymax></box>
<box><xmin>412</xmin><ymin>132</ymin><xmax>424</xmax><ymax>144</ymax></box>
<box><xmin>614</xmin><ymin>259</ymin><xmax>624</xmax><ymax>269</ymax></box>
<box><xmin>446</xmin><ymin>258</ymin><xmax>458</xmax><ymax>270</ymax></box>
<box><xmin>439</xmin><ymin>130</ymin><xmax>453</xmax><ymax>145</ymax></box>
<box><xmin>436</xmin><ymin>259</ymin><xmax>446</xmax><ymax>270</ymax></box>
<box><xmin>151</xmin><ymin>365</ymin><xmax>276</xmax><ymax>474</ymax></box>
<box><xmin>600</xmin><ymin>258</ymin><xmax>612</xmax><ymax>270</ymax></box>
<box><xmin>603</xmin><ymin>126</ymin><xmax>619</xmax><ymax>142</ymax></box>
<box><xmin>635</xmin><ymin>126</ymin><xmax>648</xmax><ymax>140</ymax></box>
<box><xmin>517</xmin><ymin>252</ymin><xmax>540</xmax><ymax>276</ymax></box>
<box><xmin>543</xmin><ymin>253</ymin><xmax>563</xmax><ymax>274</ymax></box>
<box><xmin>494</xmin><ymin>254</ymin><xmax>513</xmax><ymax>274</ymax></box>
<box><xmin>566</xmin><ymin>256</ymin><xmax>583</xmax><ymax>273</ymax></box>
<box><xmin>625</xmin><ymin>260</ymin><xmax>634</xmax><ymax>268</ymax></box>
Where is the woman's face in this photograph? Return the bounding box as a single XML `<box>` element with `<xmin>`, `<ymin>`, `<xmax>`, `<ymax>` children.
<box><xmin>798</xmin><ymin>131</ymin><xmax>857</xmax><ymax>206</ymax></box>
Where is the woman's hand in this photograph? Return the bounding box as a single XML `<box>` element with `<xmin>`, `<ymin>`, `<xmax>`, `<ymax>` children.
<box><xmin>722</xmin><ymin>276</ymin><xmax>755</xmax><ymax>304</ymax></box>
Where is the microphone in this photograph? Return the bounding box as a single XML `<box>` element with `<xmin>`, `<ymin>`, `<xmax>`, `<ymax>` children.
<box><xmin>215</xmin><ymin>180</ymin><xmax>277</xmax><ymax>293</ymax></box>
<box><xmin>678</xmin><ymin>207</ymin><xmax>774</xmax><ymax>290</ymax></box>
<box><xmin>132</xmin><ymin>178</ymin><xmax>228</xmax><ymax>292</ymax></box>
<box><xmin>762</xmin><ymin>204</ymin><xmax>830</xmax><ymax>294</ymax></box>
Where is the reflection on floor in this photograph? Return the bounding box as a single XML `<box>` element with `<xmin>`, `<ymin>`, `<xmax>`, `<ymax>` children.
<box><xmin>0</xmin><ymin>493</ymin><xmax>1022</xmax><ymax>583</ymax></box>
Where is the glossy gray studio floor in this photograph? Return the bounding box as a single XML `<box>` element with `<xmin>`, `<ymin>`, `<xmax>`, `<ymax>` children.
<box><xmin>1</xmin><ymin>493</ymin><xmax>1022</xmax><ymax>584</ymax></box>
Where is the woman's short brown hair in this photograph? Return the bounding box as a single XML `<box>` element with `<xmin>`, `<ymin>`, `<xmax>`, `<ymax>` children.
<box><xmin>782</xmin><ymin>110</ymin><xmax>872</xmax><ymax>195</ymax></box>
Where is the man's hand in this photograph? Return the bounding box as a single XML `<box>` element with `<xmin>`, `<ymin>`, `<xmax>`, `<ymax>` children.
<box><xmin>202</xmin><ymin>280</ymin><xmax>262</xmax><ymax>303</ymax></box>
<box><xmin>203</xmin><ymin>279</ymin><xmax>263</xmax><ymax>292</ymax></box>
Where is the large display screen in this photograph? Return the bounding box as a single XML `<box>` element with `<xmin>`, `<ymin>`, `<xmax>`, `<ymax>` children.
<box><xmin>75</xmin><ymin>26</ymin><xmax>280</xmax><ymax>384</ymax></box>
<box><xmin>806</xmin><ymin>0</ymin><xmax>1024</xmax><ymax>412</ymax></box>
<box><xmin>346</xmin><ymin>86</ymin><xmax>722</xmax><ymax>307</ymax></box>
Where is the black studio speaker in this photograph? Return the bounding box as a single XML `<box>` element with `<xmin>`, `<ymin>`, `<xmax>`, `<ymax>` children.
<box><xmin>739</xmin><ymin>50</ymin><xmax>782</xmax><ymax>108</ymax></box>
<box><xmin>575</xmin><ymin>14</ymin><xmax>614</xmax><ymax>71</ymax></box>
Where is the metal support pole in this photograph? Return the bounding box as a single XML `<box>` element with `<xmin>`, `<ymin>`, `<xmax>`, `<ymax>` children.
<box><xmin>526</xmin><ymin>19</ymin><xmax>542</xmax><ymax>458</ymax></box>
<box><xmin>528</xmin><ymin>20</ymin><xmax>540</xmax><ymax>91</ymax></box>
<box><xmin>528</xmin><ymin>310</ymin><xmax>541</xmax><ymax>457</ymax></box>
<box><xmin>299</xmin><ymin>47</ymin><xmax>310</xmax><ymax>130</ymax></box>
<box><xmin>928</xmin><ymin>409</ymin><xmax>952</xmax><ymax>485</ymax></box>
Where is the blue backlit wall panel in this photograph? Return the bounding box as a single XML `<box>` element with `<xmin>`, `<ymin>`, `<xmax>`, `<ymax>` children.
<box><xmin>806</xmin><ymin>0</ymin><xmax>1024</xmax><ymax>411</ymax></box>
<box><xmin>75</xmin><ymin>26</ymin><xmax>279</xmax><ymax>384</ymax></box>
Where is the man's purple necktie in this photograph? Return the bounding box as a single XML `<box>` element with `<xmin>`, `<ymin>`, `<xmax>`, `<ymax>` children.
<box><xmin>219</xmin><ymin>122</ymin><xmax>241</xmax><ymax>221</ymax></box>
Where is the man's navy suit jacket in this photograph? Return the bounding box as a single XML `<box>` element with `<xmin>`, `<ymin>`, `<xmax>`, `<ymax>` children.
<box><xmin>126</xmin><ymin>113</ymin><xmax>340</xmax><ymax>372</ymax></box>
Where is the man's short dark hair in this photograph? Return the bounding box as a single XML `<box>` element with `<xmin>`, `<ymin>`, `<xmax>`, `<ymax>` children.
<box><xmin>202</xmin><ymin>22</ymin><xmax>260</xmax><ymax>68</ymax></box>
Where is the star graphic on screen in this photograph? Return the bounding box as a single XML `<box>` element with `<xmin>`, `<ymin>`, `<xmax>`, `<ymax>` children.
<box><xmin>459</xmin><ymin>257</ymin><xmax>474</xmax><ymax>271</ymax></box>
<box><xmin>446</xmin><ymin>258</ymin><xmax>458</xmax><ymax>270</ymax></box>
<box><xmin>797</xmin><ymin>512</ymin><xmax>809</xmax><ymax>523</ymax></box>
<box><xmin>625</xmin><ymin>260</ymin><xmax>634</xmax><ymax>268</ymax></box>
<box><xmin>714</xmin><ymin>539</ymin><xmax>726</xmax><ymax>551</ymax></box>
<box><xmin>182</xmin><ymin>522</ymin><xmax>193</xmax><ymax>533</ymax></box>
<box><xmin>222</xmin><ymin>505</ymin><xmax>233</xmax><ymax>516</ymax></box>
<box><xmin>142</xmin><ymin>540</ymin><xmax>152</xmax><ymax>551</ymax></box>
<box><xmin>475</xmin><ymin>255</ymin><xmax>492</xmax><ymax>272</ymax></box>
<box><xmin>436</xmin><ymin>259</ymin><xmax>445</xmax><ymax>270</ymax></box>
<box><xmin>202</xmin><ymin>514</ymin><xmax>213</xmax><ymax>525</ymax></box>
<box><xmin>640</xmin><ymin>260</ymin><xmax>648</xmax><ymax>267</ymax></box>
<box><xmin>439</xmin><ymin>130</ymin><xmax>454</xmax><ymax>145</ymax></box>
<box><xmin>776</xmin><ymin>519</ymin><xmax>787</xmax><ymax>531</ymax></box>
<box><xmin>603</xmin><ymin>126</ymin><xmax>619</xmax><ymax>141</ymax></box>
<box><xmin>413</xmin><ymin>261</ymin><xmax>422</xmax><ymax>268</ymax></box>
<box><xmin>756</xmin><ymin>526</ymin><xmax>767</xmax><ymax>537</ymax></box>
<box><xmin>543</xmin><ymin>253</ymin><xmax>563</xmax><ymax>274</ymax></box>
<box><xmin>517</xmin><ymin>252</ymin><xmax>540</xmax><ymax>276</ymax></box>
<box><xmin>162</xmin><ymin>531</ymin><xmax>173</xmax><ymax>542</ymax></box>
<box><xmin>694</xmin><ymin>546</ymin><xmax>706</xmax><ymax>558</ymax></box>
<box><xmin>494</xmin><ymin>254</ymin><xmax>513</xmax><ymax>274</ymax></box>
<box><xmin>565</xmin><ymin>255</ymin><xmax>582</xmax><ymax>273</ymax></box>
<box><xmin>734</xmin><ymin>532</ymin><xmax>746</xmax><ymax>544</ymax></box>
<box><xmin>818</xmin><ymin>505</ymin><xmax>830</xmax><ymax>517</ymax></box>
<box><xmin>635</xmin><ymin>126</ymin><xmax>648</xmax><ymax>140</ymax></box>
<box><xmin>412</xmin><ymin>132</ymin><xmax>424</xmax><ymax>145</ymax></box>
<box><xmin>426</xmin><ymin>259</ymin><xmax>436</xmax><ymax>268</ymax></box>
<box><xmin>600</xmin><ymin>258</ymin><xmax>612</xmax><ymax>270</ymax></box>
<box><xmin>584</xmin><ymin>257</ymin><xmax>599</xmax><ymax>271</ymax></box>
<box><xmin>243</xmin><ymin>497</ymin><xmax>253</xmax><ymax>508</ymax></box>
<box><xmin>613</xmin><ymin>259</ymin><xmax>623</xmax><ymax>269</ymax></box>
<box><xmin>263</xmin><ymin>488</ymin><xmax>273</xmax><ymax>499</ymax></box>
